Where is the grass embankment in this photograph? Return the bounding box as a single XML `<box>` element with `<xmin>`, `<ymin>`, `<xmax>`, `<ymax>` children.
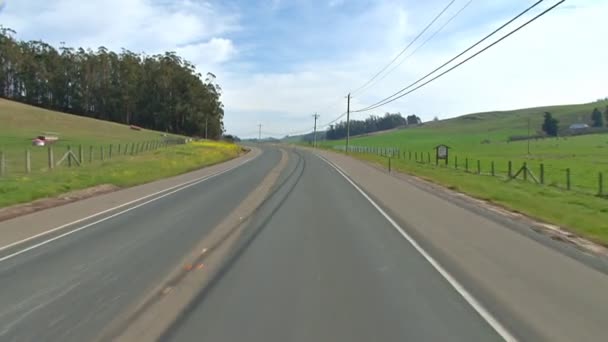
<box><xmin>0</xmin><ymin>98</ymin><xmax>183</xmax><ymax>174</ymax></box>
<box><xmin>320</xmin><ymin>100</ymin><xmax>608</xmax><ymax>245</ymax></box>
<box><xmin>0</xmin><ymin>141</ymin><xmax>242</xmax><ymax>208</ymax></box>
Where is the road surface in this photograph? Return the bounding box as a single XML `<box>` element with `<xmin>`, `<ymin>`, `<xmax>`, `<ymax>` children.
<box><xmin>164</xmin><ymin>149</ymin><xmax>504</xmax><ymax>341</ymax></box>
<box><xmin>1</xmin><ymin>146</ymin><xmax>608</xmax><ymax>341</ymax></box>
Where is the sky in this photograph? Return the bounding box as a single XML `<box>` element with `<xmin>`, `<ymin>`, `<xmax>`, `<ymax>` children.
<box><xmin>1</xmin><ymin>0</ymin><xmax>607</xmax><ymax>138</ymax></box>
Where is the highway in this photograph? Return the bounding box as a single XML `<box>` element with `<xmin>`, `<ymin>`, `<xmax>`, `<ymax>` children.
<box><xmin>1</xmin><ymin>146</ymin><xmax>608</xmax><ymax>341</ymax></box>
<box><xmin>164</xmin><ymin>149</ymin><xmax>504</xmax><ymax>341</ymax></box>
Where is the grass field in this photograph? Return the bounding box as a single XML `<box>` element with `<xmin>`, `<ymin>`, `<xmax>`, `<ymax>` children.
<box><xmin>0</xmin><ymin>99</ymin><xmax>182</xmax><ymax>175</ymax></box>
<box><xmin>0</xmin><ymin>99</ymin><xmax>242</xmax><ymax>208</ymax></box>
<box><xmin>319</xmin><ymin>100</ymin><xmax>608</xmax><ymax>245</ymax></box>
<box><xmin>0</xmin><ymin>140</ymin><xmax>242</xmax><ymax>208</ymax></box>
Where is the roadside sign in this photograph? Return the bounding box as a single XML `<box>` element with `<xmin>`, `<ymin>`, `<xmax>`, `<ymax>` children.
<box><xmin>435</xmin><ymin>144</ymin><xmax>450</xmax><ymax>165</ymax></box>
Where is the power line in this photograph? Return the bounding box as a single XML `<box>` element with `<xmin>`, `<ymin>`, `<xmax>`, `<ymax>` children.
<box><xmin>354</xmin><ymin>0</ymin><xmax>555</xmax><ymax>113</ymax></box>
<box><xmin>357</xmin><ymin>0</ymin><xmax>474</xmax><ymax>96</ymax></box>
<box><xmin>350</xmin><ymin>0</ymin><xmax>458</xmax><ymax>96</ymax></box>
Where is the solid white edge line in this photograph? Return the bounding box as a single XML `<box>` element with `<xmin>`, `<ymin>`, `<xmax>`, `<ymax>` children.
<box><xmin>0</xmin><ymin>156</ymin><xmax>255</xmax><ymax>262</ymax></box>
<box><xmin>317</xmin><ymin>153</ymin><xmax>518</xmax><ymax>342</ymax></box>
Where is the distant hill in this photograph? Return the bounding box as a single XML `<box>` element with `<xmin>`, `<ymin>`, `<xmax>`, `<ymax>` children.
<box><xmin>318</xmin><ymin>100</ymin><xmax>608</xmax><ymax>145</ymax></box>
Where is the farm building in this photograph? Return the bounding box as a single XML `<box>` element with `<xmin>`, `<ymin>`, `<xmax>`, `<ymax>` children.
<box><xmin>569</xmin><ymin>123</ymin><xmax>589</xmax><ymax>131</ymax></box>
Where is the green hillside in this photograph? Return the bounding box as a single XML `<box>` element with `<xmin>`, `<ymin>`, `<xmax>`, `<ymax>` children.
<box><xmin>320</xmin><ymin>100</ymin><xmax>608</xmax><ymax>245</ymax></box>
<box><xmin>0</xmin><ymin>98</ymin><xmax>179</xmax><ymax>147</ymax></box>
<box><xmin>0</xmin><ymin>99</ymin><xmax>242</xmax><ymax>208</ymax></box>
<box><xmin>0</xmin><ymin>99</ymin><xmax>182</xmax><ymax>174</ymax></box>
<box><xmin>322</xmin><ymin>100</ymin><xmax>608</xmax><ymax>191</ymax></box>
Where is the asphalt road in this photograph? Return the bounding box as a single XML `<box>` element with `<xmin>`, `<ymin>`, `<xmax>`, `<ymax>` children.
<box><xmin>0</xmin><ymin>148</ymin><xmax>282</xmax><ymax>342</ymax></box>
<box><xmin>164</xmin><ymin>150</ymin><xmax>504</xmax><ymax>341</ymax></box>
<box><xmin>2</xmin><ymin>146</ymin><xmax>608</xmax><ymax>341</ymax></box>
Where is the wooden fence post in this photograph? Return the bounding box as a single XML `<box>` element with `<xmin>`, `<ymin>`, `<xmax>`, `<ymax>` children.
<box><xmin>415</xmin><ymin>152</ymin><xmax>418</xmax><ymax>162</ymax></box>
<box><xmin>427</xmin><ymin>152</ymin><xmax>430</xmax><ymax>164</ymax></box>
<box><xmin>67</xmin><ymin>146</ymin><xmax>72</xmax><ymax>167</ymax></box>
<box><xmin>101</xmin><ymin>146</ymin><xmax>105</xmax><ymax>161</ymax></box>
<box><xmin>599</xmin><ymin>172</ymin><xmax>603</xmax><ymax>196</ymax></box>
<box><xmin>566</xmin><ymin>168</ymin><xmax>571</xmax><ymax>190</ymax></box>
<box><xmin>118</xmin><ymin>144</ymin><xmax>121</xmax><ymax>155</ymax></box>
<box><xmin>78</xmin><ymin>145</ymin><xmax>83</xmax><ymax>164</ymax></box>
<box><xmin>109</xmin><ymin>145</ymin><xmax>113</xmax><ymax>159</ymax></box>
<box><xmin>89</xmin><ymin>145</ymin><xmax>93</xmax><ymax>163</ymax></box>
<box><xmin>25</xmin><ymin>149</ymin><xmax>31</xmax><ymax>173</ymax></box>
<box><xmin>48</xmin><ymin>146</ymin><xmax>54</xmax><ymax>170</ymax></box>
<box><xmin>491</xmin><ymin>161</ymin><xmax>495</xmax><ymax>176</ymax></box>
<box><xmin>388</xmin><ymin>157</ymin><xmax>391</xmax><ymax>173</ymax></box>
<box><xmin>0</xmin><ymin>151</ymin><xmax>4</xmax><ymax>176</ymax></box>
<box><xmin>540</xmin><ymin>164</ymin><xmax>544</xmax><ymax>185</ymax></box>
<box><xmin>508</xmin><ymin>161</ymin><xmax>512</xmax><ymax>178</ymax></box>
<box><xmin>408</xmin><ymin>151</ymin><xmax>411</xmax><ymax>160</ymax></box>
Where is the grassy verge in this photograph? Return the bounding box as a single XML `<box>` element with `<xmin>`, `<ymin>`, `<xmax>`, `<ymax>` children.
<box><xmin>0</xmin><ymin>141</ymin><xmax>242</xmax><ymax>208</ymax></box>
<box><xmin>343</xmin><ymin>151</ymin><xmax>608</xmax><ymax>246</ymax></box>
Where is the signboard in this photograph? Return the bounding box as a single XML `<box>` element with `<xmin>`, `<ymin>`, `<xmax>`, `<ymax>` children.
<box><xmin>437</xmin><ymin>145</ymin><xmax>448</xmax><ymax>158</ymax></box>
<box><xmin>435</xmin><ymin>144</ymin><xmax>450</xmax><ymax>165</ymax></box>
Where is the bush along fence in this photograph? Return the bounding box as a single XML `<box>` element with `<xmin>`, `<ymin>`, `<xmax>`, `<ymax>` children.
<box><xmin>332</xmin><ymin>145</ymin><xmax>607</xmax><ymax>198</ymax></box>
<box><xmin>0</xmin><ymin>138</ymin><xmax>186</xmax><ymax>177</ymax></box>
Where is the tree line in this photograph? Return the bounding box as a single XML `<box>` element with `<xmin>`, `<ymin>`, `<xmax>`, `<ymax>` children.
<box><xmin>0</xmin><ymin>27</ymin><xmax>225</xmax><ymax>138</ymax></box>
<box><xmin>326</xmin><ymin>113</ymin><xmax>419</xmax><ymax>140</ymax></box>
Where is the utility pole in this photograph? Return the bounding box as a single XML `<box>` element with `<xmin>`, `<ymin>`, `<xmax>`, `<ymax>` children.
<box><xmin>313</xmin><ymin>113</ymin><xmax>320</xmax><ymax>148</ymax></box>
<box><xmin>205</xmin><ymin>117</ymin><xmax>208</xmax><ymax>139</ymax></box>
<box><xmin>258</xmin><ymin>124</ymin><xmax>262</xmax><ymax>142</ymax></box>
<box><xmin>346</xmin><ymin>93</ymin><xmax>351</xmax><ymax>154</ymax></box>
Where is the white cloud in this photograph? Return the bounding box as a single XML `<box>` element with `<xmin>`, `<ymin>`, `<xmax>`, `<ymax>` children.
<box><xmin>177</xmin><ymin>38</ymin><xmax>237</xmax><ymax>71</ymax></box>
<box><xmin>0</xmin><ymin>0</ymin><xmax>238</xmax><ymax>52</ymax></box>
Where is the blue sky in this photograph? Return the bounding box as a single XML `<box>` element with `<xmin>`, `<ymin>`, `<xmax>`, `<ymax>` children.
<box><xmin>1</xmin><ymin>0</ymin><xmax>607</xmax><ymax>137</ymax></box>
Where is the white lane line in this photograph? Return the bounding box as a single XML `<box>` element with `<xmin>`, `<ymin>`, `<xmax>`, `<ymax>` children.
<box><xmin>0</xmin><ymin>157</ymin><xmax>255</xmax><ymax>263</ymax></box>
<box><xmin>317</xmin><ymin>154</ymin><xmax>517</xmax><ymax>342</ymax></box>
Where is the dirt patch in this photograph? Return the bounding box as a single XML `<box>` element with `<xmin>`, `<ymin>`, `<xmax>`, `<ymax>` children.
<box><xmin>0</xmin><ymin>184</ymin><xmax>119</xmax><ymax>223</ymax></box>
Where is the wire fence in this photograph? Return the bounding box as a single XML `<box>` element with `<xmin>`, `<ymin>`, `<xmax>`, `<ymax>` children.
<box><xmin>333</xmin><ymin>145</ymin><xmax>607</xmax><ymax>198</ymax></box>
<box><xmin>0</xmin><ymin>138</ymin><xmax>186</xmax><ymax>178</ymax></box>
